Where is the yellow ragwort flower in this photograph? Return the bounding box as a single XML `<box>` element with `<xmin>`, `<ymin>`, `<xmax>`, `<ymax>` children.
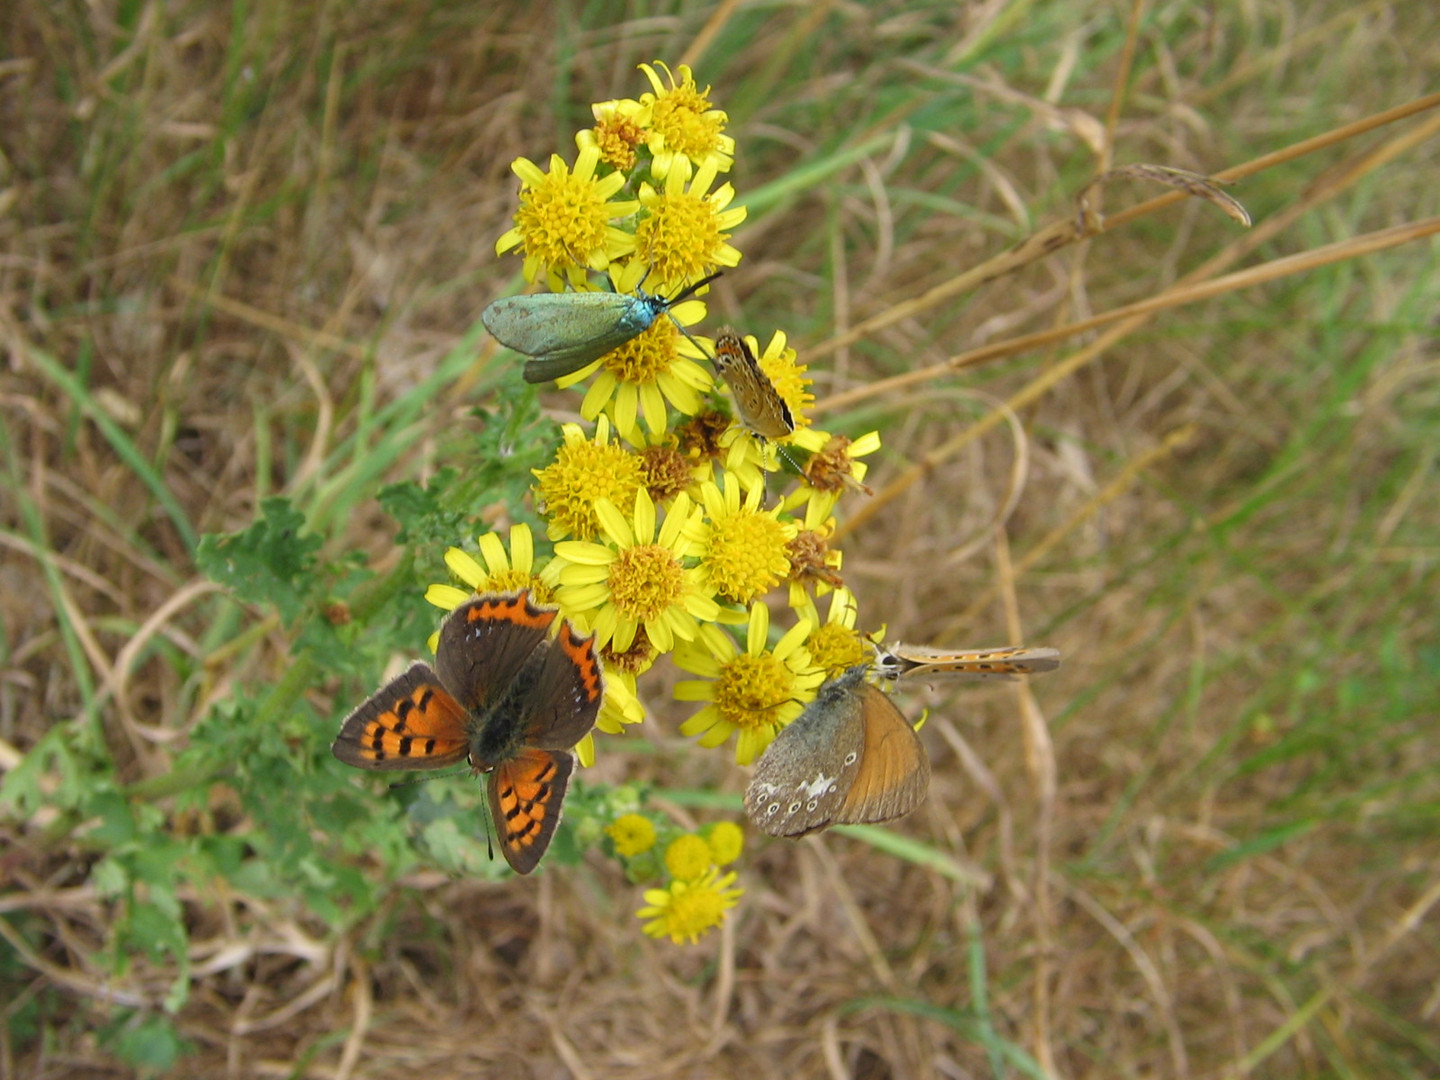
<box><xmin>675</xmin><ymin>604</ymin><xmax>824</xmax><ymax>765</ymax></box>
<box><xmin>533</xmin><ymin>415</ymin><xmax>645</xmax><ymax>542</ymax></box>
<box><xmin>584</xmin><ymin>98</ymin><xmax>647</xmax><ymax>173</ymax></box>
<box><xmin>704</xmin><ymin>821</ymin><xmax>744</xmax><ymax>866</ymax></box>
<box><xmin>633</xmin><ymin>160</ymin><xmax>745</xmax><ymax>295</ymax></box>
<box><xmin>495</xmin><ymin>141</ymin><xmax>640</xmax><ymax>288</ymax></box>
<box><xmin>806</xmin><ymin>430</ymin><xmax>880</xmax><ymax>491</ymax></box>
<box><xmin>635</xmin><ymin>62</ymin><xmax>735</xmax><ymax>182</ymax></box>
<box><xmin>553</xmin><ymin>488</ymin><xmax>720</xmax><ymax>653</ymax></box>
<box><xmin>663</xmin><ymin>834</ymin><xmax>713</xmax><ymax>881</ymax></box>
<box><xmin>600</xmin><ymin>623</ymin><xmax>660</xmax><ymax>678</ymax></box>
<box><xmin>421</xmin><ymin>523</ymin><xmax>562</xmax><ymax>652</ymax></box>
<box><xmin>638</xmin><ymin>434</ymin><xmax>711</xmax><ymax>507</ymax></box>
<box><xmin>592</xmin><ymin>667</ymin><xmax>646</xmax><ymax>738</ymax></box>
<box><xmin>784</xmin><ymin>516</ymin><xmax>845</xmax><ymax>610</ymax></box>
<box><xmin>780</xmin><ymin>428</ymin><xmax>882</xmax><ymax>523</ymax></box>
<box><xmin>425</xmin><ymin>523</ymin><xmax>558</xmax><ymax>613</ymax></box>
<box><xmin>638</xmin><ymin>866</ymin><xmax>743</xmax><ymax>945</ymax></box>
<box><xmin>715</xmin><ymin>423</ymin><xmax>772</xmax><ymax>498</ymax></box>
<box><xmin>798</xmin><ymin>588</ymin><xmax>871</xmax><ymax>676</ymax></box>
<box><xmin>607</xmin><ymin>813</ymin><xmax>658</xmax><ymax>857</ymax></box>
<box><xmin>697</xmin><ymin>473</ymin><xmax>797</xmax><ymax>606</ymax></box>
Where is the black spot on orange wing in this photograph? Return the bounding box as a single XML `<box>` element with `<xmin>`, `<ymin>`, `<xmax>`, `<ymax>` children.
<box><xmin>558</xmin><ymin>623</ymin><xmax>604</xmax><ymax>705</ymax></box>
<box><xmin>486</xmin><ymin>747</ymin><xmax>573</xmax><ymax>874</ymax></box>
<box><xmin>332</xmin><ymin>662</ymin><xmax>471</xmax><ymax>771</ymax></box>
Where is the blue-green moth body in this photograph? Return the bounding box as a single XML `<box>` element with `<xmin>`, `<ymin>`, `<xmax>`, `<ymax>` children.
<box><xmin>483</xmin><ymin>272</ymin><xmax>722</xmax><ymax>385</ymax></box>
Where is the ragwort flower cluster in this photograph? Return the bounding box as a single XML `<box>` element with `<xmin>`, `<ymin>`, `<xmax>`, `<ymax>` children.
<box><xmin>605</xmin><ymin>813</ymin><xmax>745</xmax><ymax>946</ymax></box>
<box><xmin>433</xmin><ymin>62</ymin><xmax>883</xmax><ymax>941</ymax></box>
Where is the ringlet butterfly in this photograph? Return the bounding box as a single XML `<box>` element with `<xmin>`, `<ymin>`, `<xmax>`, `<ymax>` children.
<box><xmin>744</xmin><ymin>665</ymin><xmax>929</xmax><ymax>837</ymax></box>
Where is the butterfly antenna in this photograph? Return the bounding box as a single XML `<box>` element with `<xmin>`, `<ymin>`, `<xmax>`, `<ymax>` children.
<box><xmin>478</xmin><ymin>793</ymin><xmax>499</xmax><ymax>865</ymax></box>
<box><xmin>758</xmin><ymin>441</ymin><xmax>815</xmax><ymax>509</ymax></box>
<box><xmin>668</xmin><ymin>270</ymin><xmax>724</xmax><ymax>305</ymax></box>
<box><xmin>748</xmin><ymin>436</ymin><xmax>792</xmax><ymax>508</ymax></box>
<box><xmin>662</xmin><ymin>271</ymin><xmax>724</xmax><ymax>355</ymax></box>
<box><xmin>557</xmin><ymin>241</ymin><xmax>598</xmax><ymax>289</ymax></box>
<box><xmin>757</xmin><ymin>438</ymin><xmax>774</xmax><ymax>504</ymax></box>
<box><xmin>776</xmin><ymin>442</ymin><xmax>806</xmax><ymax>475</ymax></box>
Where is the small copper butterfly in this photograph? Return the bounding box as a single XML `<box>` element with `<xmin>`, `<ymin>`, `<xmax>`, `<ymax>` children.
<box><xmin>744</xmin><ymin>666</ymin><xmax>930</xmax><ymax>837</ymax></box>
<box><xmin>332</xmin><ymin>590</ymin><xmax>604</xmax><ymax>874</ymax></box>
<box><xmin>711</xmin><ymin>326</ymin><xmax>795</xmax><ymax>441</ymax></box>
<box><xmin>874</xmin><ymin>643</ymin><xmax>1061</xmax><ymax>681</ymax></box>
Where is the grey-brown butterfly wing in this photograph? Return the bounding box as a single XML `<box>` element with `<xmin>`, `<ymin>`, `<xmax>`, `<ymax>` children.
<box><xmin>745</xmin><ymin>667</ymin><xmax>929</xmax><ymax>837</ymax></box>
<box><xmin>745</xmin><ymin>669</ymin><xmax>867</xmax><ymax>837</ymax></box>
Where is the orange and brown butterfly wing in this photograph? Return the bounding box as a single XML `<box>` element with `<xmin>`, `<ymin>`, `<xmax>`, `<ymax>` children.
<box><xmin>518</xmin><ymin>620</ymin><xmax>604</xmax><ymax>750</ymax></box>
<box><xmin>487</xmin><ymin>747</ymin><xmax>573</xmax><ymax>874</ymax></box>
<box><xmin>833</xmin><ymin>682</ymin><xmax>931</xmax><ymax>826</ymax></box>
<box><xmin>486</xmin><ymin>619</ymin><xmax>601</xmax><ymax>872</ymax></box>
<box><xmin>332</xmin><ymin>662</ymin><xmax>471</xmax><ymax>770</ymax></box>
<box><xmin>435</xmin><ymin>591</ymin><xmax>557</xmax><ymax>712</ymax></box>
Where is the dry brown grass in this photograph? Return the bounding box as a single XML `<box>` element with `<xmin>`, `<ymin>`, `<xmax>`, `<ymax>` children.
<box><xmin>4</xmin><ymin>2</ymin><xmax>1439</xmax><ymax>1078</ymax></box>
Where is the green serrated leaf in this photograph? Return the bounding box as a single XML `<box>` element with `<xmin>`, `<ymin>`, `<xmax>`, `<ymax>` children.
<box><xmin>195</xmin><ymin>497</ymin><xmax>322</xmax><ymax>622</ymax></box>
<box><xmin>379</xmin><ymin>467</ymin><xmax>467</xmax><ymax>547</ymax></box>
